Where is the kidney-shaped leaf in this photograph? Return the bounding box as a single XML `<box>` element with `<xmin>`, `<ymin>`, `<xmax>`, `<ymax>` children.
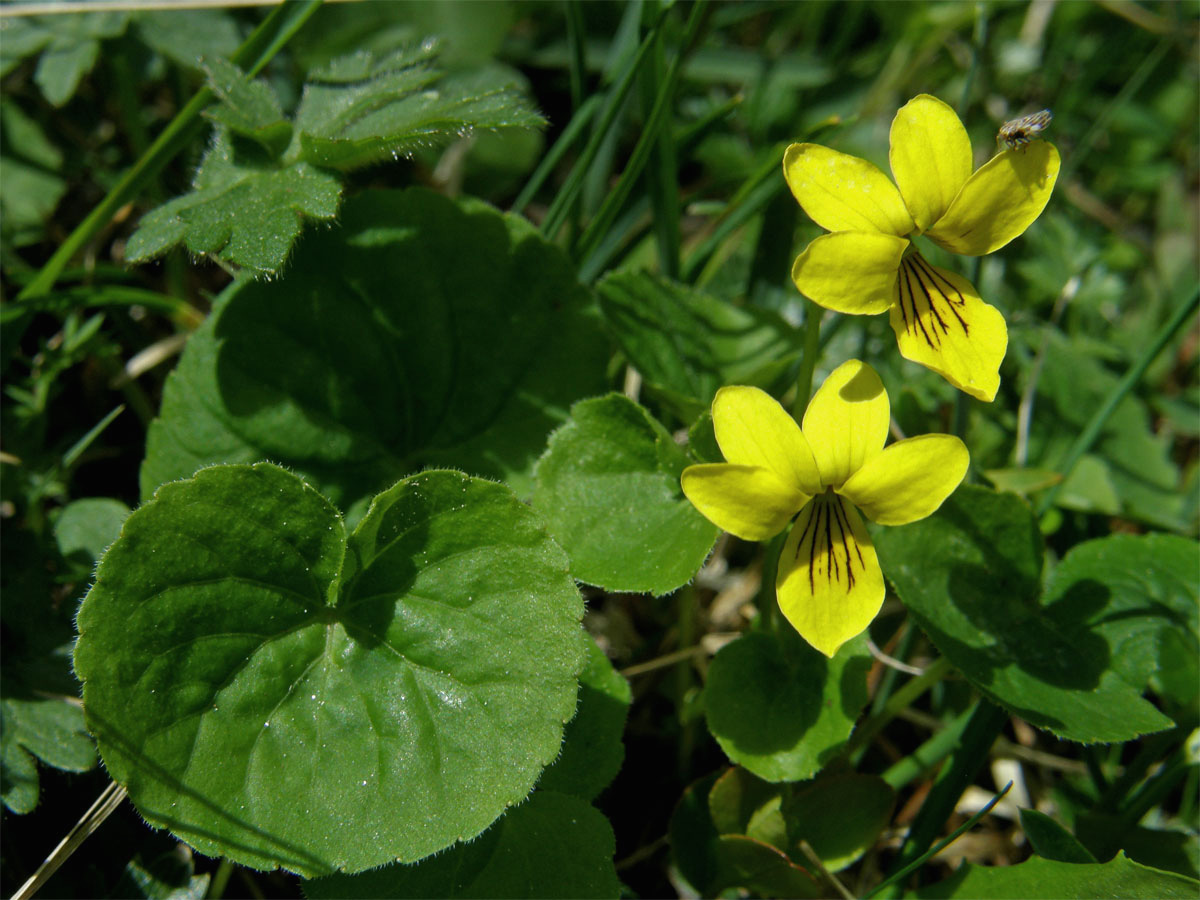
<box><xmin>704</xmin><ymin>630</ymin><xmax>872</xmax><ymax>782</ymax></box>
<box><xmin>875</xmin><ymin>486</ymin><xmax>1174</xmax><ymax>743</ymax></box>
<box><xmin>303</xmin><ymin>790</ymin><xmax>618</xmax><ymax>899</ymax></box>
<box><xmin>140</xmin><ymin>188</ymin><xmax>608</xmax><ymax>510</ymax></box>
<box><xmin>533</xmin><ymin>394</ymin><xmax>718</xmax><ymax>596</ymax></box>
<box><xmin>74</xmin><ymin>464</ymin><xmax>585</xmax><ymax>876</ymax></box>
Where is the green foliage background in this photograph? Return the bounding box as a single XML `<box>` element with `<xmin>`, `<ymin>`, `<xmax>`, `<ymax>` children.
<box><xmin>2</xmin><ymin>1</ymin><xmax>1196</xmax><ymax>898</ymax></box>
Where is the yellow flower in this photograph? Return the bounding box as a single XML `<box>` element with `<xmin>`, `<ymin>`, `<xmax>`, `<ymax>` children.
<box><xmin>681</xmin><ymin>361</ymin><xmax>967</xmax><ymax>657</ymax></box>
<box><xmin>784</xmin><ymin>94</ymin><xmax>1059</xmax><ymax>401</ymax></box>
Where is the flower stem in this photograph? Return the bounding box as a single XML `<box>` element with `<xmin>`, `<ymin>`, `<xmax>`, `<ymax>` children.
<box><xmin>1036</xmin><ymin>283</ymin><xmax>1199</xmax><ymax>516</ymax></box>
<box><xmin>792</xmin><ymin>297</ymin><xmax>825</xmax><ymax>419</ymax></box>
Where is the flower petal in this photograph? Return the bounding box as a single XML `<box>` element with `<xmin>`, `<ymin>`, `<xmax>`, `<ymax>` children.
<box><xmin>792</xmin><ymin>232</ymin><xmax>907</xmax><ymax>316</ymax></box>
<box><xmin>839</xmin><ymin>434</ymin><xmax>968</xmax><ymax>525</ymax></box>
<box><xmin>776</xmin><ymin>493</ymin><xmax>885</xmax><ymax>658</ymax></box>
<box><xmin>712</xmin><ymin>386</ymin><xmax>823</xmax><ymax>495</ymax></box>
<box><xmin>802</xmin><ymin>360</ymin><xmax>889</xmax><ymax>487</ymax></box>
<box><xmin>926</xmin><ymin>141</ymin><xmax>1060</xmax><ymax>255</ymax></box>
<box><xmin>783</xmin><ymin>143</ymin><xmax>915</xmax><ymax>236</ymax></box>
<box><xmin>889</xmin><ymin>94</ymin><xmax>973</xmax><ymax>234</ymax></box>
<box><xmin>890</xmin><ymin>254</ymin><xmax>1007</xmax><ymax>402</ymax></box>
<box><xmin>681</xmin><ymin>463</ymin><xmax>807</xmax><ymax>541</ymax></box>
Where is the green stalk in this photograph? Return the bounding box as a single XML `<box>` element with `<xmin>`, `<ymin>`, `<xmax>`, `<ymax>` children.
<box><xmin>878</xmin><ymin>699</ymin><xmax>1008</xmax><ymax>897</ymax></box>
<box><xmin>511</xmin><ymin>94</ymin><xmax>602</xmax><ymax>216</ymax></box>
<box><xmin>1098</xmin><ymin>725</ymin><xmax>1189</xmax><ymax>812</ymax></box>
<box><xmin>1060</xmin><ymin>36</ymin><xmax>1169</xmax><ymax>185</ymax></box>
<box><xmin>881</xmin><ymin>706</ymin><xmax>975</xmax><ymax>790</ymax></box>
<box><xmin>564</xmin><ymin>0</ymin><xmax>587</xmax><ymax>112</ymax></box>
<box><xmin>540</xmin><ymin>10</ymin><xmax>668</xmax><ymax>241</ymax></box>
<box><xmin>867</xmin><ymin>624</ymin><xmax>917</xmax><ymax>718</ymax></box>
<box><xmin>574</xmin><ymin>1</ymin><xmax>708</xmax><ymax>265</ymax></box>
<box><xmin>745</xmin><ymin>185</ymin><xmax>798</xmax><ymax>306</ymax></box>
<box><xmin>867</xmin><ymin>782</ymin><xmax>1012</xmax><ymax>899</ymax></box>
<box><xmin>791</xmin><ymin>296</ymin><xmax>825</xmax><ymax>419</ymax></box>
<box><xmin>1036</xmin><ymin>284</ymin><xmax>1199</xmax><ymax>516</ymax></box>
<box><xmin>681</xmin><ymin>142</ymin><xmax>786</xmax><ymax>283</ymax></box>
<box><xmin>638</xmin><ymin>12</ymin><xmax>682</xmax><ymax>278</ymax></box>
<box><xmin>840</xmin><ymin>656</ymin><xmax>952</xmax><ymax>762</ymax></box>
<box><xmin>17</xmin><ymin>0</ymin><xmax>322</xmax><ymax>301</ymax></box>
<box><xmin>573</xmin><ymin>96</ymin><xmax>742</xmax><ymax>283</ymax></box>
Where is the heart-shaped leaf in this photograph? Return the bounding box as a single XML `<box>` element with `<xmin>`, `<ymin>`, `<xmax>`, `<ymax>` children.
<box><xmin>74</xmin><ymin>463</ymin><xmax>584</xmax><ymax>875</ymax></box>
<box><xmin>533</xmin><ymin>394</ymin><xmax>718</xmax><ymax>596</ymax></box>
<box><xmin>140</xmin><ymin>188</ymin><xmax>608</xmax><ymax>511</ymax></box>
<box><xmin>876</xmin><ymin>486</ymin><xmax>1174</xmax><ymax>743</ymax></box>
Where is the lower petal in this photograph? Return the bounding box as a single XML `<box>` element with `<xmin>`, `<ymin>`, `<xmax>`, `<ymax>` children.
<box><xmin>792</xmin><ymin>232</ymin><xmax>907</xmax><ymax>316</ymax></box>
<box><xmin>889</xmin><ymin>254</ymin><xmax>1007</xmax><ymax>402</ymax></box>
<box><xmin>776</xmin><ymin>493</ymin><xmax>885</xmax><ymax>658</ymax></box>
<box><xmin>682</xmin><ymin>463</ymin><xmax>807</xmax><ymax>542</ymax></box>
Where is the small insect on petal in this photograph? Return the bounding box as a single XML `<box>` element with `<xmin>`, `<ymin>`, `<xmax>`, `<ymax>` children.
<box><xmin>997</xmin><ymin>109</ymin><xmax>1052</xmax><ymax>151</ymax></box>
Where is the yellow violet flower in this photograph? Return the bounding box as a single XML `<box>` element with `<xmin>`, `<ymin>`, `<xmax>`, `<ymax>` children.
<box><xmin>784</xmin><ymin>94</ymin><xmax>1060</xmax><ymax>401</ymax></box>
<box><xmin>681</xmin><ymin>361</ymin><xmax>967</xmax><ymax>657</ymax></box>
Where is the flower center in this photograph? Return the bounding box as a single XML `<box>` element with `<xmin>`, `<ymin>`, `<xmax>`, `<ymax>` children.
<box><xmin>895</xmin><ymin>252</ymin><xmax>970</xmax><ymax>350</ymax></box>
<box><xmin>792</xmin><ymin>491</ymin><xmax>867</xmax><ymax>595</ymax></box>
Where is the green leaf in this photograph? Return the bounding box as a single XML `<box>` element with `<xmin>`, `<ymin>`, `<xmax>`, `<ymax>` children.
<box><xmin>53</xmin><ymin>497</ymin><xmax>130</xmax><ymax>573</ymax></box>
<box><xmin>783</xmin><ymin>774</ymin><xmax>894</xmax><ymax>872</ymax></box>
<box><xmin>296</xmin><ymin>48</ymin><xmax>545</xmax><ymax>171</ymax></box>
<box><xmin>708</xmin><ymin>767</ymin><xmax>789</xmax><ymax>850</ymax></box>
<box><xmin>126</xmin><ymin>43</ymin><xmax>543</xmax><ymax>277</ymax></box>
<box><xmin>875</xmin><ymin>485</ymin><xmax>1175</xmax><ymax>743</ymax></box>
<box><xmin>1032</xmin><ymin>334</ymin><xmax>1187</xmax><ymax>530</ymax></box>
<box><xmin>140</xmin><ymin>189</ymin><xmax>607</xmax><ymax>510</ymax></box>
<box><xmin>112</xmin><ymin>848</ymin><xmax>212</xmax><ymax>900</ymax></box>
<box><xmin>596</xmin><ymin>271</ymin><xmax>802</xmax><ymax>421</ymax></box>
<box><xmin>669</xmin><ymin>772</ymin><xmax>821</xmax><ymax>899</ymax></box>
<box><xmin>74</xmin><ymin>463</ymin><xmax>585</xmax><ymax>875</ymax></box>
<box><xmin>202</xmin><ymin>59</ymin><xmax>292</xmax><ymax>157</ymax></box>
<box><xmin>1075</xmin><ymin>810</ymin><xmax>1200</xmax><ymax>880</ymax></box>
<box><xmin>911</xmin><ymin>852</ymin><xmax>1199</xmax><ymax>899</ymax></box>
<box><xmin>133</xmin><ymin>9</ymin><xmax>242</xmax><ymax>71</ymax></box>
<box><xmin>532</xmin><ymin>394</ymin><xmax>718</xmax><ymax>596</ymax></box>
<box><xmin>1</xmin><ymin>528</ymin><xmax>97</xmax><ymax>814</ymax></box>
<box><xmin>1</xmin><ymin>697</ymin><xmax>96</xmax><ymax>814</ymax></box>
<box><xmin>303</xmin><ymin>791</ymin><xmax>619</xmax><ymax>899</ymax></box>
<box><xmin>1</xmin><ymin>101</ymin><xmax>67</xmax><ymax>248</ymax></box>
<box><xmin>1040</xmin><ymin>533</ymin><xmax>1198</xmax><ymax>710</ymax></box>
<box><xmin>704</xmin><ymin>630</ymin><xmax>872</xmax><ymax>782</ymax></box>
<box><xmin>1018</xmin><ymin>809</ymin><xmax>1097</xmax><ymax>864</ymax></box>
<box><xmin>670</xmin><ymin>772</ymin><xmax>724</xmax><ymax>894</ymax></box>
<box><xmin>123</xmin><ymin>129</ymin><xmax>342</xmax><ymax>274</ymax></box>
<box><xmin>714</xmin><ymin>835</ymin><xmax>821</xmax><ymax>899</ymax></box>
<box><xmin>10</xmin><ymin>11</ymin><xmax>131</xmax><ymax>106</ymax></box>
<box><xmin>538</xmin><ymin>635</ymin><xmax>631</xmax><ymax>801</ymax></box>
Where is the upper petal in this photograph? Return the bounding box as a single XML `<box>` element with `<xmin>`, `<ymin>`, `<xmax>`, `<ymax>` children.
<box><xmin>889</xmin><ymin>254</ymin><xmax>1008</xmax><ymax>401</ymax></box>
<box><xmin>791</xmin><ymin>231</ymin><xmax>907</xmax><ymax>316</ymax></box>
<box><xmin>681</xmin><ymin>463</ymin><xmax>808</xmax><ymax>541</ymax></box>
<box><xmin>776</xmin><ymin>493</ymin><xmax>885</xmax><ymax>658</ymax></box>
<box><xmin>839</xmin><ymin>434</ymin><xmax>968</xmax><ymax>525</ymax></box>
<box><xmin>889</xmin><ymin>94</ymin><xmax>973</xmax><ymax>234</ymax></box>
<box><xmin>802</xmin><ymin>360</ymin><xmax>890</xmax><ymax>487</ymax></box>
<box><xmin>712</xmin><ymin>386</ymin><xmax>823</xmax><ymax>495</ymax></box>
<box><xmin>783</xmin><ymin>143</ymin><xmax>915</xmax><ymax>236</ymax></box>
<box><xmin>926</xmin><ymin>141</ymin><xmax>1060</xmax><ymax>255</ymax></box>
